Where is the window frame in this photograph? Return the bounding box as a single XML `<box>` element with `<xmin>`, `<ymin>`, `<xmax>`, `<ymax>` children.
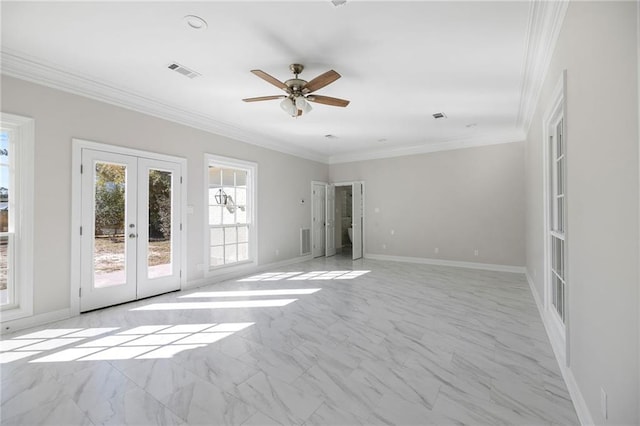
<box><xmin>204</xmin><ymin>154</ymin><xmax>257</xmax><ymax>276</ymax></box>
<box><xmin>0</xmin><ymin>113</ymin><xmax>35</xmax><ymax>322</ymax></box>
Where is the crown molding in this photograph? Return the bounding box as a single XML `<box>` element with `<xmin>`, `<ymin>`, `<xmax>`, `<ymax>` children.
<box><xmin>0</xmin><ymin>49</ymin><xmax>329</xmax><ymax>164</ymax></box>
<box><xmin>328</xmin><ymin>131</ymin><xmax>526</xmax><ymax>165</ymax></box>
<box><xmin>516</xmin><ymin>0</ymin><xmax>569</xmax><ymax>133</ymax></box>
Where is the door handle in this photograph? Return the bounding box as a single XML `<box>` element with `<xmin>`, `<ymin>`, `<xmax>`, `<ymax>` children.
<box><xmin>129</xmin><ymin>233</ymin><xmax>137</xmax><ymax>238</ymax></box>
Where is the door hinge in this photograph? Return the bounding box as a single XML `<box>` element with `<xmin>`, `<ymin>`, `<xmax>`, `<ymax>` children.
<box><xmin>180</xmin><ymin>176</ymin><xmax>183</xmax><ymax>184</ymax></box>
<box><xmin>80</xmin><ymin>226</ymin><xmax>83</xmax><ymax>235</ymax></box>
<box><xmin>79</xmin><ymin>288</ymin><xmax>82</xmax><ymax>297</ymax></box>
<box><xmin>180</xmin><ymin>270</ymin><xmax>182</xmax><ymax>278</ymax></box>
<box><xmin>80</xmin><ymin>164</ymin><xmax>83</xmax><ymax>174</ymax></box>
<box><xmin>180</xmin><ymin>223</ymin><xmax>182</xmax><ymax>231</ymax></box>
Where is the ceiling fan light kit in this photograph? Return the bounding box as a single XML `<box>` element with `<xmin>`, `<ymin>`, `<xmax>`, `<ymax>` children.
<box><xmin>243</xmin><ymin>63</ymin><xmax>350</xmax><ymax>118</ymax></box>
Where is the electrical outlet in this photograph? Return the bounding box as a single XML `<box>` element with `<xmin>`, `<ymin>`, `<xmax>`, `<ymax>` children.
<box><xmin>434</xmin><ymin>247</ymin><xmax>439</xmax><ymax>254</ymax></box>
<box><xmin>474</xmin><ymin>249</ymin><xmax>479</xmax><ymax>256</ymax></box>
<box><xmin>601</xmin><ymin>388</ymin><xmax>607</xmax><ymax>419</ymax></box>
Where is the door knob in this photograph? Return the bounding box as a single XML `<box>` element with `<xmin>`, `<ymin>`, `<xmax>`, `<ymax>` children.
<box><xmin>129</xmin><ymin>233</ymin><xmax>137</xmax><ymax>238</ymax></box>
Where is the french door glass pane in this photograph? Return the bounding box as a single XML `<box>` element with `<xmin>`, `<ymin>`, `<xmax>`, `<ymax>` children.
<box><xmin>148</xmin><ymin>169</ymin><xmax>172</xmax><ymax>279</ymax></box>
<box><xmin>93</xmin><ymin>162</ymin><xmax>126</xmax><ymax>288</ymax></box>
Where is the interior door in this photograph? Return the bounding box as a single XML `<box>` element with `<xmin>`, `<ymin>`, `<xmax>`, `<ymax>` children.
<box><xmin>136</xmin><ymin>158</ymin><xmax>182</xmax><ymax>299</ymax></box>
<box><xmin>352</xmin><ymin>182</ymin><xmax>363</xmax><ymax>260</ymax></box>
<box><xmin>80</xmin><ymin>149</ymin><xmax>138</xmax><ymax>311</ymax></box>
<box><xmin>325</xmin><ymin>184</ymin><xmax>336</xmax><ymax>257</ymax></box>
<box><xmin>80</xmin><ymin>149</ymin><xmax>182</xmax><ymax>312</ymax></box>
<box><xmin>312</xmin><ymin>183</ymin><xmax>326</xmax><ymax>258</ymax></box>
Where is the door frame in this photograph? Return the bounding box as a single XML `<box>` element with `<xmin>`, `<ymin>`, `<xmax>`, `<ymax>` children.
<box><xmin>312</xmin><ymin>180</ymin><xmax>365</xmax><ymax>259</ymax></box>
<box><xmin>70</xmin><ymin>139</ymin><xmax>187</xmax><ymax>315</ymax></box>
<box><xmin>310</xmin><ymin>181</ymin><xmax>327</xmax><ymax>258</ymax></box>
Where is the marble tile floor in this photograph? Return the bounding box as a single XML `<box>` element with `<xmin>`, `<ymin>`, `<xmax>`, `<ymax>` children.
<box><xmin>0</xmin><ymin>255</ymin><xmax>579</xmax><ymax>425</ymax></box>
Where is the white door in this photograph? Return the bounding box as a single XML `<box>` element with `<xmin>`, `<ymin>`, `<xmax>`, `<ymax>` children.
<box><xmin>352</xmin><ymin>182</ymin><xmax>363</xmax><ymax>260</ymax></box>
<box><xmin>312</xmin><ymin>183</ymin><xmax>326</xmax><ymax>258</ymax></box>
<box><xmin>80</xmin><ymin>149</ymin><xmax>182</xmax><ymax>312</ymax></box>
<box><xmin>325</xmin><ymin>184</ymin><xmax>336</xmax><ymax>257</ymax></box>
<box><xmin>136</xmin><ymin>158</ymin><xmax>182</xmax><ymax>299</ymax></box>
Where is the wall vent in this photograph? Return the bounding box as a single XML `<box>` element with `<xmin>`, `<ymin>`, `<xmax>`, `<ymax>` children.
<box><xmin>432</xmin><ymin>112</ymin><xmax>447</xmax><ymax>119</ymax></box>
<box><xmin>300</xmin><ymin>228</ymin><xmax>311</xmax><ymax>255</ymax></box>
<box><xmin>167</xmin><ymin>62</ymin><xmax>201</xmax><ymax>79</ymax></box>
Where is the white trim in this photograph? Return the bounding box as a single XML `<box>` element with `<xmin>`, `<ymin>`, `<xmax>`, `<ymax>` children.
<box><xmin>365</xmin><ymin>253</ymin><xmax>525</xmax><ymax>274</ymax></box>
<box><xmin>70</xmin><ymin>139</ymin><xmax>187</xmax><ymax>315</ymax></box>
<box><xmin>204</xmin><ymin>154</ymin><xmax>258</xmax><ymax>277</ymax></box>
<box><xmin>637</xmin><ymin>0</ymin><xmax>640</xmax><ymax>415</ymax></box>
<box><xmin>517</xmin><ymin>0</ymin><xmax>569</xmax><ymax>132</ymax></box>
<box><xmin>4</xmin><ymin>49</ymin><xmax>531</xmax><ymax>166</ymax></box>
<box><xmin>1</xmin><ymin>48</ymin><xmax>327</xmax><ymax>165</ymax></box>
<box><xmin>0</xmin><ymin>113</ymin><xmax>35</xmax><ymax>322</ymax></box>
<box><xmin>0</xmin><ymin>308</ymin><xmax>71</xmax><ymax>335</ymax></box>
<box><xmin>328</xmin><ymin>133</ymin><xmax>524</xmax><ymax>165</ymax></box>
<box><xmin>185</xmin><ymin>254</ymin><xmax>312</xmax><ymax>291</ymax></box>
<box><xmin>526</xmin><ymin>271</ymin><xmax>594</xmax><ymax>426</ymax></box>
<box><xmin>541</xmin><ymin>72</ymin><xmax>568</xmax><ymax>361</ymax></box>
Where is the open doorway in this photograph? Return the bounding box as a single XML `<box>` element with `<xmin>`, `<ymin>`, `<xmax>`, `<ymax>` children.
<box><xmin>311</xmin><ymin>181</ymin><xmax>363</xmax><ymax>260</ymax></box>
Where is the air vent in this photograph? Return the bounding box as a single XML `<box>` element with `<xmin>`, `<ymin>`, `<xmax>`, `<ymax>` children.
<box><xmin>300</xmin><ymin>228</ymin><xmax>311</xmax><ymax>255</ymax></box>
<box><xmin>432</xmin><ymin>112</ymin><xmax>447</xmax><ymax>119</ymax></box>
<box><xmin>167</xmin><ymin>62</ymin><xmax>201</xmax><ymax>79</ymax></box>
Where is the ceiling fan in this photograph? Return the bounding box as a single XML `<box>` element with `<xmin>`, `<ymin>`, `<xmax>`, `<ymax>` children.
<box><xmin>243</xmin><ymin>64</ymin><xmax>350</xmax><ymax>117</ymax></box>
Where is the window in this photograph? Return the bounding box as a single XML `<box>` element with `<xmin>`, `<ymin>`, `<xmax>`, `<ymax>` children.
<box><xmin>549</xmin><ymin>117</ymin><xmax>566</xmax><ymax>323</ymax></box>
<box><xmin>0</xmin><ymin>113</ymin><xmax>34</xmax><ymax>321</ymax></box>
<box><xmin>205</xmin><ymin>155</ymin><xmax>256</xmax><ymax>271</ymax></box>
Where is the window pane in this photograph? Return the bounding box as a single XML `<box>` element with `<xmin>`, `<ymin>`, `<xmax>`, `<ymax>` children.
<box><xmin>0</xmin><ymin>235</ymin><xmax>10</xmax><ymax>305</ymax></box>
<box><xmin>235</xmin><ymin>188</ymin><xmax>246</xmax><ymax>205</ymax></box>
<box><xmin>225</xmin><ymin>244</ymin><xmax>237</xmax><ymax>263</ymax></box>
<box><xmin>224</xmin><ymin>188</ymin><xmax>236</xmax><ymax>204</ymax></box>
<box><xmin>210</xmin><ymin>246</ymin><xmax>224</xmax><ymax>266</ymax></box>
<box><xmin>148</xmin><ymin>170</ymin><xmax>172</xmax><ymax>279</ymax></box>
<box><xmin>225</xmin><ymin>227</ymin><xmax>237</xmax><ymax>244</ymax></box>
<box><xmin>222</xmin><ymin>169</ymin><xmax>235</xmax><ymax>186</ymax></box>
<box><xmin>93</xmin><ymin>162</ymin><xmax>126</xmax><ymax>288</ymax></box>
<box><xmin>235</xmin><ymin>171</ymin><xmax>247</xmax><ymax>187</ymax></box>
<box><xmin>557</xmin><ymin>159</ymin><xmax>564</xmax><ymax>195</ymax></box>
<box><xmin>209</xmin><ymin>206</ymin><xmax>222</xmax><ymax>225</ymax></box>
<box><xmin>209</xmin><ymin>167</ymin><xmax>222</xmax><ymax>186</ymax></box>
<box><xmin>237</xmin><ymin>226</ymin><xmax>248</xmax><ymax>243</ymax></box>
<box><xmin>238</xmin><ymin>243</ymin><xmax>249</xmax><ymax>262</ymax></box>
<box><xmin>236</xmin><ymin>207</ymin><xmax>247</xmax><ymax>224</ymax></box>
<box><xmin>210</xmin><ymin>228</ymin><xmax>224</xmax><ymax>246</ymax></box>
<box><xmin>557</xmin><ymin>120</ymin><xmax>563</xmax><ymax>158</ymax></box>
<box><xmin>222</xmin><ymin>206</ymin><xmax>235</xmax><ymax>225</ymax></box>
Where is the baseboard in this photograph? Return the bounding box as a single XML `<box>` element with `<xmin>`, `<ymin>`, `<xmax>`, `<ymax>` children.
<box><xmin>184</xmin><ymin>254</ymin><xmax>313</xmax><ymax>290</ymax></box>
<box><xmin>364</xmin><ymin>253</ymin><xmax>526</xmax><ymax>274</ymax></box>
<box><xmin>0</xmin><ymin>308</ymin><xmax>72</xmax><ymax>335</ymax></box>
<box><xmin>525</xmin><ymin>271</ymin><xmax>594</xmax><ymax>426</ymax></box>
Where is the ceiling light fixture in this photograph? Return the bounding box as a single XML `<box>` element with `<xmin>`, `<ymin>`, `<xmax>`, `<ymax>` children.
<box><xmin>184</xmin><ymin>15</ymin><xmax>208</xmax><ymax>30</ymax></box>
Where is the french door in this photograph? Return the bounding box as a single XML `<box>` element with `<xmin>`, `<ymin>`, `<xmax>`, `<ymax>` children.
<box><xmin>80</xmin><ymin>148</ymin><xmax>182</xmax><ymax>312</ymax></box>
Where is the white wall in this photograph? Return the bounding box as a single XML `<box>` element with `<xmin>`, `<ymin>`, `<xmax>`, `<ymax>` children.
<box><xmin>1</xmin><ymin>75</ymin><xmax>328</xmax><ymax>318</ymax></box>
<box><xmin>330</xmin><ymin>142</ymin><xmax>526</xmax><ymax>267</ymax></box>
<box><xmin>525</xmin><ymin>2</ymin><xmax>639</xmax><ymax>424</ymax></box>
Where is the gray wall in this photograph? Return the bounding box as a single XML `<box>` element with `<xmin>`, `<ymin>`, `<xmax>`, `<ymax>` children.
<box><xmin>525</xmin><ymin>2</ymin><xmax>638</xmax><ymax>424</ymax></box>
<box><xmin>1</xmin><ymin>75</ymin><xmax>328</xmax><ymax>317</ymax></box>
<box><xmin>330</xmin><ymin>142</ymin><xmax>526</xmax><ymax>267</ymax></box>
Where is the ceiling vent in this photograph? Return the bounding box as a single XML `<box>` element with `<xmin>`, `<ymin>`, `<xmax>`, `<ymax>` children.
<box><xmin>167</xmin><ymin>62</ymin><xmax>201</xmax><ymax>79</ymax></box>
<box><xmin>432</xmin><ymin>112</ymin><xmax>447</xmax><ymax>119</ymax></box>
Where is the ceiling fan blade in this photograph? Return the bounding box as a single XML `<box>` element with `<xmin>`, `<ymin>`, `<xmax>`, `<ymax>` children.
<box><xmin>242</xmin><ymin>95</ymin><xmax>287</xmax><ymax>102</ymax></box>
<box><xmin>306</xmin><ymin>95</ymin><xmax>350</xmax><ymax>107</ymax></box>
<box><xmin>303</xmin><ymin>70</ymin><xmax>341</xmax><ymax>93</ymax></box>
<box><xmin>250</xmin><ymin>70</ymin><xmax>288</xmax><ymax>91</ymax></box>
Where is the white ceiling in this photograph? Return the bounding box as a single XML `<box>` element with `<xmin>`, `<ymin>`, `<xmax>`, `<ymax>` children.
<box><xmin>1</xmin><ymin>1</ymin><xmax>532</xmax><ymax>163</ymax></box>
